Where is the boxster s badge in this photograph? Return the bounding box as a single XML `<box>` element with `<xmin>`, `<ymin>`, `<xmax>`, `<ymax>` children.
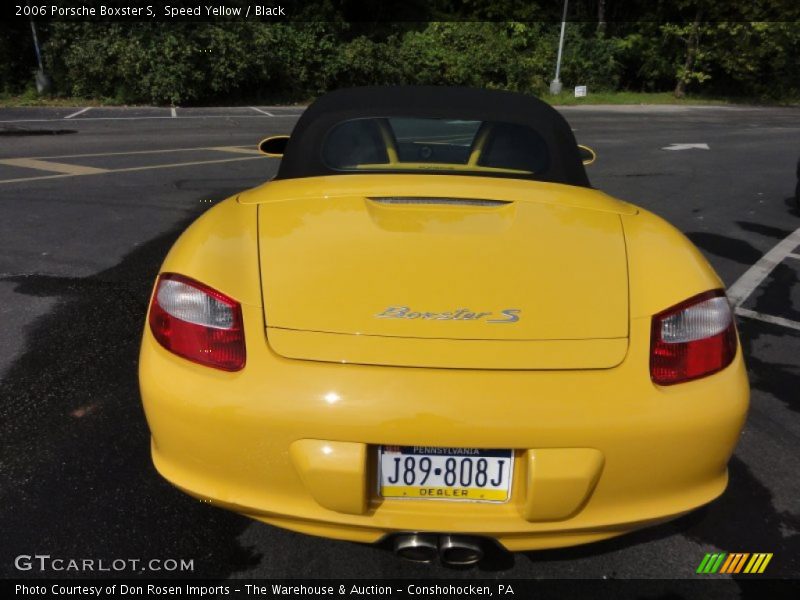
<box><xmin>139</xmin><ymin>86</ymin><xmax>749</xmax><ymax>565</ymax></box>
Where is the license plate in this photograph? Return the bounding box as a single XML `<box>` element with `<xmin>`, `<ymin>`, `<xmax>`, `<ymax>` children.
<box><xmin>378</xmin><ymin>446</ymin><xmax>513</xmax><ymax>503</ymax></box>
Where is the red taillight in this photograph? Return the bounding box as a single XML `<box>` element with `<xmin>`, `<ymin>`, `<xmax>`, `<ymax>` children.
<box><xmin>148</xmin><ymin>273</ymin><xmax>245</xmax><ymax>372</ymax></box>
<box><xmin>650</xmin><ymin>290</ymin><xmax>736</xmax><ymax>386</ymax></box>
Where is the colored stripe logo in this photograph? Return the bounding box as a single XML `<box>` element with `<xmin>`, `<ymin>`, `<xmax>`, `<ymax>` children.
<box><xmin>697</xmin><ymin>552</ymin><xmax>773</xmax><ymax>574</ymax></box>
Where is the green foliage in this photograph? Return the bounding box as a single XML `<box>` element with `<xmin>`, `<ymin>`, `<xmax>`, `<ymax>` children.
<box><xmin>396</xmin><ymin>23</ymin><xmax>525</xmax><ymax>89</ymax></box>
<box><xmin>0</xmin><ymin>21</ymin><xmax>45</xmax><ymax>94</ymax></box>
<box><xmin>557</xmin><ymin>24</ymin><xmax>622</xmax><ymax>91</ymax></box>
<box><xmin>701</xmin><ymin>22</ymin><xmax>800</xmax><ymax>99</ymax></box>
<box><xmin>614</xmin><ymin>26</ymin><xmax>678</xmax><ymax>92</ymax></box>
<box><xmin>2</xmin><ymin>11</ymin><xmax>797</xmax><ymax>105</ymax></box>
<box><xmin>44</xmin><ymin>23</ymin><xmax>260</xmax><ymax>104</ymax></box>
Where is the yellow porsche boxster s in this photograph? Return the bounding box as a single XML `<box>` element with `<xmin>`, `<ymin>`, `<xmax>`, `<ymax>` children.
<box><xmin>139</xmin><ymin>87</ymin><xmax>749</xmax><ymax>565</ymax></box>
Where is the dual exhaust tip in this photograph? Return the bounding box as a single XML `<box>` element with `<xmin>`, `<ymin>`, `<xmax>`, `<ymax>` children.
<box><xmin>393</xmin><ymin>533</ymin><xmax>485</xmax><ymax>566</ymax></box>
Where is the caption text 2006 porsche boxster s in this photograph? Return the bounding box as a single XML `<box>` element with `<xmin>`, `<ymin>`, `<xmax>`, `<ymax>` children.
<box><xmin>139</xmin><ymin>87</ymin><xmax>749</xmax><ymax>566</ymax></box>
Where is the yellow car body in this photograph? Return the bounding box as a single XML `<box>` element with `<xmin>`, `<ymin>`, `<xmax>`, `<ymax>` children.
<box><xmin>139</xmin><ymin>88</ymin><xmax>748</xmax><ymax>557</ymax></box>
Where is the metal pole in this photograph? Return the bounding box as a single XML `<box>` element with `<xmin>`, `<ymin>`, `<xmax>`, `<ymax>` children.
<box><xmin>27</xmin><ymin>1</ymin><xmax>51</xmax><ymax>94</ymax></box>
<box><xmin>550</xmin><ymin>0</ymin><xmax>569</xmax><ymax>94</ymax></box>
<box><xmin>27</xmin><ymin>4</ymin><xmax>44</xmax><ymax>71</ymax></box>
<box><xmin>554</xmin><ymin>0</ymin><xmax>568</xmax><ymax>82</ymax></box>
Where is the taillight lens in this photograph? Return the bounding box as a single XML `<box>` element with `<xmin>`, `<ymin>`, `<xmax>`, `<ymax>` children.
<box><xmin>650</xmin><ymin>290</ymin><xmax>736</xmax><ymax>385</ymax></box>
<box><xmin>148</xmin><ymin>273</ymin><xmax>245</xmax><ymax>371</ymax></box>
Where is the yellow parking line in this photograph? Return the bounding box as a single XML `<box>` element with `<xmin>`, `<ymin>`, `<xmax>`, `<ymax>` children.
<box><xmin>0</xmin><ymin>158</ymin><xmax>108</xmax><ymax>176</ymax></box>
<box><xmin>212</xmin><ymin>146</ymin><xmax>263</xmax><ymax>155</ymax></box>
<box><xmin>0</xmin><ymin>155</ymin><xmax>265</xmax><ymax>185</ymax></box>
<box><xmin>113</xmin><ymin>155</ymin><xmax>265</xmax><ymax>174</ymax></box>
<box><xmin>25</xmin><ymin>144</ymin><xmax>259</xmax><ymax>160</ymax></box>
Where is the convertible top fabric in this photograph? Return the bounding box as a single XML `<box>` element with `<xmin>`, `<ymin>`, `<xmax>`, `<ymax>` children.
<box><xmin>275</xmin><ymin>86</ymin><xmax>590</xmax><ymax>188</ymax></box>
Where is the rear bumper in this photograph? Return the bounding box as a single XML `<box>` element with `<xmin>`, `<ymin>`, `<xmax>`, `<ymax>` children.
<box><xmin>139</xmin><ymin>305</ymin><xmax>749</xmax><ymax>551</ymax></box>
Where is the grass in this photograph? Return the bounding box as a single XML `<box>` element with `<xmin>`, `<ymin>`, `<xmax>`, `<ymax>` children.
<box><xmin>1</xmin><ymin>89</ymin><xmax>797</xmax><ymax>108</ymax></box>
<box><xmin>0</xmin><ymin>90</ymin><xmax>123</xmax><ymax>108</ymax></box>
<box><xmin>546</xmin><ymin>91</ymin><xmax>722</xmax><ymax>106</ymax></box>
<box><xmin>544</xmin><ymin>90</ymin><xmax>798</xmax><ymax>107</ymax></box>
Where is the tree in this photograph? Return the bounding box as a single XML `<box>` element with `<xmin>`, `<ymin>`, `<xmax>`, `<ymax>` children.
<box><xmin>672</xmin><ymin>7</ymin><xmax>705</xmax><ymax>98</ymax></box>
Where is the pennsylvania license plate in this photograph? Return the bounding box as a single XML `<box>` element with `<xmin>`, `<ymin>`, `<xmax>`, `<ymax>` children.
<box><xmin>378</xmin><ymin>446</ymin><xmax>514</xmax><ymax>502</ymax></box>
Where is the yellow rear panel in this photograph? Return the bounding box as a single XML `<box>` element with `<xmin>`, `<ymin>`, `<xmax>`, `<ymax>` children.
<box><xmin>250</xmin><ymin>175</ymin><xmax>631</xmax><ymax>368</ymax></box>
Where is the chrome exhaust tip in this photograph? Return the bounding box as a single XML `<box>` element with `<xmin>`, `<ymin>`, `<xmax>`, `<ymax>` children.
<box><xmin>393</xmin><ymin>533</ymin><xmax>439</xmax><ymax>563</ymax></box>
<box><xmin>438</xmin><ymin>535</ymin><xmax>484</xmax><ymax>566</ymax></box>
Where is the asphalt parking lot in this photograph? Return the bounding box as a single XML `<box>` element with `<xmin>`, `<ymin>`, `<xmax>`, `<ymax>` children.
<box><xmin>0</xmin><ymin>104</ymin><xmax>798</xmax><ymax>585</ymax></box>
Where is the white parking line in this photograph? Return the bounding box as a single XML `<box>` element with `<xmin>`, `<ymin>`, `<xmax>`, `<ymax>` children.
<box><xmin>662</xmin><ymin>143</ymin><xmax>710</xmax><ymax>151</ymax></box>
<box><xmin>250</xmin><ymin>107</ymin><xmax>274</xmax><ymax>116</ymax></box>
<box><xmin>726</xmin><ymin>226</ymin><xmax>800</xmax><ymax>332</ymax></box>
<box><xmin>64</xmin><ymin>107</ymin><xmax>91</xmax><ymax>119</ymax></box>
<box><xmin>0</xmin><ymin>115</ymin><xmax>299</xmax><ymax>124</ymax></box>
<box><xmin>727</xmin><ymin>227</ymin><xmax>800</xmax><ymax>307</ymax></box>
<box><xmin>735</xmin><ymin>308</ymin><xmax>800</xmax><ymax>332</ymax></box>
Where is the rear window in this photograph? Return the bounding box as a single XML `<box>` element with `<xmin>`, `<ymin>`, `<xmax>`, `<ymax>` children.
<box><xmin>321</xmin><ymin>117</ymin><xmax>549</xmax><ymax>177</ymax></box>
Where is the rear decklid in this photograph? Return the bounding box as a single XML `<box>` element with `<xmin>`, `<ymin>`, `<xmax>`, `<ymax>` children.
<box><xmin>243</xmin><ymin>175</ymin><xmax>634</xmax><ymax>369</ymax></box>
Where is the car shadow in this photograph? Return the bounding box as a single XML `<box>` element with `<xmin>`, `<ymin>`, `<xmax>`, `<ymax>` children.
<box><xmin>737</xmin><ymin>315</ymin><xmax>800</xmax><ymax>413</ymax></box>
<box><xmin>734</xmin><ymin>221</ymin><xmax>794</xmax><ymax>240</ymax></box>
<box><xmin>783</xmin><ymin>196</ymin><xmax>800</xmax><ymax>218</ymax></box>
<box><xmin>0</xmin><ymin>210</ymin><xmax>262</xmax><ymax>580</ymax></box>
<box><xmin>522</xmin><ymin>455</ymin><xmax>799</xmax><ymax>579</ymax></box>
<box><xmin>685</xmin><ymin>218</ymin><xmax>800</xmax><ymax>416</ymax></box>
<box><xmin>684</xmin><ymin>232</ymin><xmax>762</xmax><ymax>266</ymax></box>
<box><xmin>1</xmin><ymin>199</ymin><xmax>796</xmax><ymax>581</ymax></box>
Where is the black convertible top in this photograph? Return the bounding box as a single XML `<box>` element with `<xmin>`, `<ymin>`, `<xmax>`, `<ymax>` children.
<box><xmin>276</xmin><ymin>86</ymin><xmax>590</xmax><ymax>188</ymax></box>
